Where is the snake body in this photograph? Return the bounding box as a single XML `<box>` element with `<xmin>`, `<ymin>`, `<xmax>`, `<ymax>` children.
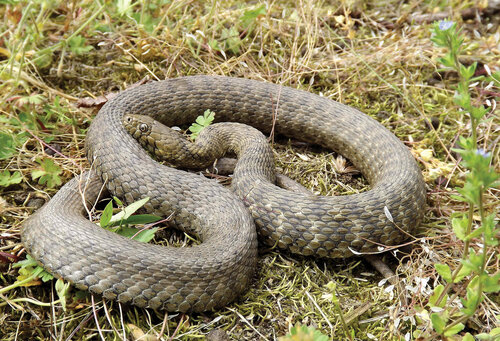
<box><xmin>22</xmin><ymin>76</ymin><xmax>426</xmax><ymax>311</ymax></box>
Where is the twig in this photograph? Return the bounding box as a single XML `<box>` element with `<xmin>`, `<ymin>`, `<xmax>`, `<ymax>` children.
<box><xmin>158</xmin><ymin>311</ymin><xmax>169</xmax><ymax>339</ymax></box>
<box><xmin>168</xmin><ymin>314</ymin><xmax>187</xmax><ymax>341</ymax></box>
<box><xmin>22</xmin><ymin>125</ymin><xmax>82</xmax><ymax>172</ymax></box>
<box><xmin>91</xmin><ymin>295</ymin><xmax>106</xmax><ymax>341</ymax></box>
<box><xmin>118</xmin><ymin>303</ymin><xmax>126</xmax><ymax>341</ymax></box>
<box><xmin>65</xmin><ymin>310</ymin><xmax>96</xmax><ymax>341</ymax></box>
<box><xmin>102</xmin><ymin>300</ymin><xmax>124</xmax><ymax>340</ymax></box>
<box><xmin>363</xmin><ymin>255</ymin><xmax>408</xmax><ymax>306</ymax></box>
<box><xmin>305</xmin><ymin>291</ymin><xmax>334</xmax><ymax>334</ymax></box>
<box><xmin>227</xmin><ymin>308</ymin><xmax>269</xmax><ymax>341</ymax></box>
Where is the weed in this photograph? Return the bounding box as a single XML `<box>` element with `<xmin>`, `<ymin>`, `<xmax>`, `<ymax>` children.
<box><xmin>31</xmin><ymin>158</ymin><xmax>62</xmax><ymax>188</ymax></box>
<box><xmin>0</xmin><ymin>170</ymin><xmax>22</xmax><ymax>187</ymax></box>
<box><xmin>279</xmin><ymin>324</ymin><xmax>330</xmax><ymax>341</ymax></box>
<box><xmin>67</xmin><ymin>35</ymin><xmax>94</xmax><ymax>56</ymax></box>
<box><xmin>99</xmin><ymin>196</ymin><xmax>161</xmax><ymax>242</ymax></box>
<box><xmin>188</xmin><ymin>109</ymin><xmax>215</xmax><ymax>140</ymax></box>
<box><xmin>0</xmin><ymin>133</ymin><xmax>18</xmax><ymax>160</ymax></box>
<box><xmin>414</xmin><ymin>20</ymin><xmax>500</xmax><ymax>341</ymax></box>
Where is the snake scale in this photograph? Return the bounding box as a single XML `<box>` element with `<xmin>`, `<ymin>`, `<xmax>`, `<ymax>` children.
<box><xmin>22</xmin><ymin>76</ymin><xmax>426</xmax><ymax>312</ymax></box>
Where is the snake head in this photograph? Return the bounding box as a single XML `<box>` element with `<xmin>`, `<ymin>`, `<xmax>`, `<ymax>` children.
<box><xmin>123</xmin><ymin>114</ymin><xmax>153</xmax><ymax>136</ymax></box>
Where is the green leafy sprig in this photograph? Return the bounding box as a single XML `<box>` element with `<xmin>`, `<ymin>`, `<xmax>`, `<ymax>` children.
<box><xmin>425</xmin><ymin>20</ymin><xmax>500</xmax><ymax>340</ymax></box>
<box><xmin>188</xmin><ymin>109</ymin><xmax>215</xmax><ymax>140</ymax></box>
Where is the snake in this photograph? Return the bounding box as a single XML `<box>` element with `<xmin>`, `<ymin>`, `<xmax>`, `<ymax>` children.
<box><xmin>22</xmin><ymin>76</ymin><xmax>426</xmax><ymax>312</ymax></box>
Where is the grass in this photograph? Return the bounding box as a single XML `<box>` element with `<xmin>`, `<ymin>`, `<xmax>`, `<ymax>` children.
<box><xmin>1</xmin><ymin>0</ymin><xmax>499</xmax><ymax>340</ymax></box>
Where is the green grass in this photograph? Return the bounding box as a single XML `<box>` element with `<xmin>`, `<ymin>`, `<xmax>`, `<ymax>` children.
<box><xmin>1</xmin><ymin>0</ymin><xmax>499</xmax><ymax>340</ymax></box>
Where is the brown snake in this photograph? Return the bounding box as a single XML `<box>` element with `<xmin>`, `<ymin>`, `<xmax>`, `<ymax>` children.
<box><xmin>22</xmin><ymin>76</ymin><xmax>426</xmax><ymax>312</ymax></box>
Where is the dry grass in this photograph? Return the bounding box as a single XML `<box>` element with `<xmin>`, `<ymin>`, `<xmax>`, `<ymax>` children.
<box><xmin>0</xmin><ymin>0</ymin><xmax>499</xmax><ymax>340</ymax></box>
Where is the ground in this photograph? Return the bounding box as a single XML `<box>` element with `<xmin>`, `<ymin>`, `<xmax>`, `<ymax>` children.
<box><xmin>0</xmin><ymin>1</ymin><xmax>499</xmax><ymax>340</ymax></box>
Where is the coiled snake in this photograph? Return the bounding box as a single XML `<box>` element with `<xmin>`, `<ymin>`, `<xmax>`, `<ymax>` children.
<box><xmin>22</xmin><ymin>76</ymin><xmax>426</xmax><ymax>312</ymax></box>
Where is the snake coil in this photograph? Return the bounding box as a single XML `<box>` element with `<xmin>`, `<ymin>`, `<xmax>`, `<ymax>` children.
<box><xmin>22</xmin><ymin>76</ymin><xmax>426</xmax><ymax>311</ymax></box>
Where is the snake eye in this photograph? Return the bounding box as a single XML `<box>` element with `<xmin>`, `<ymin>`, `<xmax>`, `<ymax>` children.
<box><xmin>139</xmin><ymin>123</ymin><xmax>149</xmax><ymax>133</ymax></box>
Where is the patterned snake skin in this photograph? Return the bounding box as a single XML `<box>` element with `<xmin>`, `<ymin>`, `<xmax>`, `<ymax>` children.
<box><xmin>22</xmin><ymin>76</ymin><xmax>426</xmax><ymax>311</ymax></box>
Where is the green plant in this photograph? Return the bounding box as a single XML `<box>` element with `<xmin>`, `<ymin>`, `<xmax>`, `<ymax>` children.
<box><xmin>31</xmin><ymin>158</ymin><xmax>62</xmax><ymax>188</ymax></box>
<box><xmin>13</xmin><ymin>255</ymin><xmax>54</xmax><ymax>284</ymax></box>
<box><xmin>278</xmin><ymin>324</ymin><xmax>330</xmax><ymax>341</ymax></box>
<box><xmin>325</xmin><ymin>281</ymin><xmax>354</xmax><ymax>340</ymax></box>
<box><xmin>0</xmin><ymin>132</ymin><xmax>17</xmax><ymax>160</ymax></box>
<box><xmin>188</xmin><ymin>109</ymin><xmax>215</xmax><ymax>140</ymax></box>
<box><xmin>204</xmin><ymin>4</ymin><xmax>266</xmax><ymax>54</ymax></box>
<box><xmin>0</xmin><ymin>170</ymin><xmax>22</xmax><ymax>187</ymax></box>
<box><xmin>0</xmin><ymin>255</ymin><xmax>65</xmax><ymax>309</ymax></box>
<box><xmin>99</xmin><ymin>196</ymin><xmax>161</xmax><ymax>242</ymax></box>
<box><xmin>67</xmin><ymin>35</ymin><xmax>93</xmax><ymax>55</ymax></box>
<box><xmin>423</xmin><ymin>20</ymin><xmax>500</xmax><ymax>340</ymax></box>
